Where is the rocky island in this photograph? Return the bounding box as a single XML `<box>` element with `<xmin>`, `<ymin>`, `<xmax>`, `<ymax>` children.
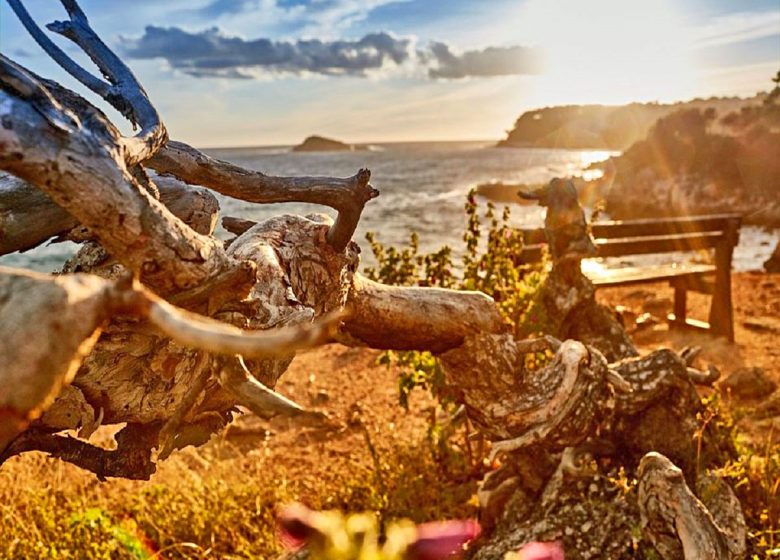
<box><xmin>292</xmin><ymin>135</ymin><xmax>366</xmax><ymax>152</ymax></box>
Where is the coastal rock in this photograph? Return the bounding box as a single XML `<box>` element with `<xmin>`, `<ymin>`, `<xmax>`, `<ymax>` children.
<box><xmin>720</xmin><ymin>367</ymin><xmax>776</xmax><ymax>399</ymax></box>
<box><xmin>496</xmin><ymin>96</ymin><xmax>760</xmax><ymax>150</ymax></box>
<box><xmin>752</xmin><ymin>390</ymin><xmax>780</xmax><ymax>420</ymax></box>
<box><xmin>292</xmin><ymin>135</ymin><xmax>363</xmax><ymax>152</ymax></box>
<box><xmin>590</xmin><ymin>104</ymin><xmax>780</xmax><ymax>228</ymax></box>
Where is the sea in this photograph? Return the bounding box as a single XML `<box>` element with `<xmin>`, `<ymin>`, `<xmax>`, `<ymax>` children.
<box><xmin>1</xmin><ymin>141</ymin><xmax>777</xmax><ymax>273</ymax></box>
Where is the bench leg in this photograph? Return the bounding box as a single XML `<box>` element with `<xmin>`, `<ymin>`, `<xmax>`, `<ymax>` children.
<box><xmin>672</xmin><ymin>285</ymin><xmax>687</xmax><ymax>328</ymax></box>
<box><xmin>709</xmin><ymin>239</ymin><xmax>736</xmax><ymax>342</ymax></box>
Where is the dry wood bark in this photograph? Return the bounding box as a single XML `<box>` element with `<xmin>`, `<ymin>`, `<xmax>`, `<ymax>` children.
<box><xmin>0</xmin><ymin>266</ymin><xmax>340</xmax><ymax>450</ymax></box>
<box><xmin>0</xmin><ymin>173</ymin><xmax>220</xmax><ymax>255</ymax></box>
<box><xmin>638</xmin><ymin>452</ymin><xmax>746</xmax><ymax>560</ymax></box>
<box><xmin>0</xmin><ymin>2</ymin><xmax>747</xmax><ymax>556</ymax></box>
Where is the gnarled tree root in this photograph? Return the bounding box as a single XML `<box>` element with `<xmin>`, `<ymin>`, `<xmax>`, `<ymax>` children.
<box><xmin>475</xmin><ymin>450</ymin><xmax>746</xmax><ymax>560</ymax></box>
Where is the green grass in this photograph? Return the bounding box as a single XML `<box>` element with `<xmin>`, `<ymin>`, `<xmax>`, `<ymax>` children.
<box><xmin>0</xmin><ymin>436</ymin><xmax>477</xmax><ymax>559</ymax></box>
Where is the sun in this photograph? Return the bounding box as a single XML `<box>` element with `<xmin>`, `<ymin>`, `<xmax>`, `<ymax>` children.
<box><xmin>517</xmin><ymin>0</ymin><xmax>698</xmax><ymax>106</ymax></box>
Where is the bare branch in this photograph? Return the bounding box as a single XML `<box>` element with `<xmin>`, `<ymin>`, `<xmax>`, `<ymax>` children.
<box><xmin>1</xmin><ymin>424</ymin><xmax>159</xmax><ymax>481</ymax></box>
<box><xmin>6</xmin><ymin>0</ymin><xmax>166</xmax><ymax>164</ymax></box>
<box><xmin>143</xmin><ymin>292</ymin><xmax>346</xmax><ymax>359</ymax></box>
<box><xmin>341</xmin><ymin>273</ymin><xmax>506</xmax><ymax>352</ymax></box>
<box><xmin>4</xmin><ymin>0</ymin><xmax>110</xmax><ymax>99</ymax></box>
<box><xmin>148</xmin><ymin>141</ymin><xmax>379</xmax><ymax>251</ymax></box>
<box><xmin>0</xmin><ymin>68</ymin><xmax>229</xmax><ymax>293</ymax></box>
<box><xmin>217</xmin><ymin>356</ymin><xmax>316</xmax><ymax>419</ymax></box>
<box><xmin>0</xmin><ymin>174</ymin><xmax>219</xmax><ymax>255</ymax></box>
<box><xmin>0</xmin><ymin>174</ymin><xmax>77</xmax><ymax>255</ymax></box>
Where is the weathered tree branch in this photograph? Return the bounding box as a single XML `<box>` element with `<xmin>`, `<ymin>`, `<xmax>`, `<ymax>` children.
<box><xmin>341</xmin><ymin>274</ymin><xmax>506</xmax><ymax>352</ymax></box>
<box><xmin>148</xmin><ymin>141</ymin><xmax>378</xmax><ymax>251</ymax></box>
<box><xmin>217</xmin><ymin>356</ymin><xmax>314</xmax><ymax>420</ymax></box>
<box><xmin>5</xmin><ymin>0</ymin><xmax>110</xmax><ymax>101</ymax></box>
<box><xmin>6</xmin><ymin>0</ymin><xmax>166</xmax><ymax>164</ymax></box>
<box><xmin>1</xmin><ymin>423</ymin><xmax>161</xmax><ymax>481</ymax></box>
<box><xmin>144</xmin><ymin>292</ymin><xmax>345</xmax><ymax>359</ymax></box>
<box><xmin>0</xmin><ymin>174</ymin><xmax>219</xmax><ymax>255</ymax></box>
<box><xmin>0</xmin><ymin>57</ymin><xmax>233</xmax><ymax>294</ymax></box>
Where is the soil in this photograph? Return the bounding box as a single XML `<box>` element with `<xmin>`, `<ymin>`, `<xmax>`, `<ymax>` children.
<box><xmin>241</xmin><ymin>272</ymin><xmax>780</xmax><ymax>492</ymax></box>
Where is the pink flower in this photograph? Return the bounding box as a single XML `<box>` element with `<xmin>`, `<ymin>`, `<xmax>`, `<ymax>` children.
<box><xmin>405</xmin><ymin>519</ymin><xmax>481</xmax><ymax>560</ymax></box>
<box><xmin>518</xmin><ymin>541</ymin><xmax>565</xmax><ymax>560</ymax></box>
<box><xmin>277</xmin><ymin>503</ymin><xmax>317</xmax><ymax>551</ymax></box>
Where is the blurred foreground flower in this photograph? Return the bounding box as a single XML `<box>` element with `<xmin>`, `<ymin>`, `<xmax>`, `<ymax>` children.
<box><xmin>277</xmin><ymin>503</ymin><xmax>480</xmax><ymax>560</ymax></box>
<box><xmin>505</xmin><ymin>541</ymin><xmax>564</xmax><ymax>560</ymax></box>
<box><xmin>405</xmin><ymin>520</ymin><xmax>481</xmax><ymax>560</ymax></box>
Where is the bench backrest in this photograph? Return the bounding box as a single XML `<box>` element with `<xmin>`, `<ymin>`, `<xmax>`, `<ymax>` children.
<box><xmin>516</xmin><ymin>213</ymin><xmax>741</xmax><ymax>263</ymax></box>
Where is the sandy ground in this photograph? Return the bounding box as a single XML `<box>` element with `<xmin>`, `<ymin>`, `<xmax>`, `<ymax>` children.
<box><xmin>0</xmin><ymin>272</ymin><xmax>776</xmax><ymax>558</ymax></box>
<box><xmin>241</xmin><ymin>272</ymin><xmax>780</xmax><ymax>487</ymax></box>
<box><xmin>597</xmin><ymin>271</ymin><xmax>780</xmax><ymax>380</ymax></box>
<box><xmin>221</xmin><ymin>344</ymin><xmax>439</xmax><ymax>497</ymax></box>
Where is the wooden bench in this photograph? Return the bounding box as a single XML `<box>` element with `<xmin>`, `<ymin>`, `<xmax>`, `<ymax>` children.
<box><xmin>516</xmin><ymin>214</ymin><xmax>742</xmax><ymax>341</ymax></box>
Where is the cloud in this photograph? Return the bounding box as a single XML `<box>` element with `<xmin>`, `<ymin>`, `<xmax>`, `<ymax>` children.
<box><xmin>691</xmin><ymin>10</ymin><xmax>780</xmax><ymax>49</ymax></box>
<box><xmin>122</xmin><ymin>25</ymin><xmax>543</xmax><ymax>80</ymax></box>
<box><xmin>179</xmin><ymin>0</ymin><xmax>410</xmax><ymax>37</ymax></box>
<box><xmin>123</xmin><ymin>26</ymin><xmax>412</xmax><ymax>78</ymax></box>
<box><xmin>426</xmin><ymin>43</ymin><xmax>544</xmax><ymax>79</ymax></box>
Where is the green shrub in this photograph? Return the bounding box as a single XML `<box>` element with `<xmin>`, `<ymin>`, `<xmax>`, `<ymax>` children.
<box><xmin>364</xmin><ymin>190</ymin><xmax>547</xmax><ymax>411</ymax></box>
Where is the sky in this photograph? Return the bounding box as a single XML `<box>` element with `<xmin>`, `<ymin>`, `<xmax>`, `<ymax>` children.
<box><xmin>1</xmin><ymin>0</ymin><xmax>779</xmax><ymax>147</ymax></box>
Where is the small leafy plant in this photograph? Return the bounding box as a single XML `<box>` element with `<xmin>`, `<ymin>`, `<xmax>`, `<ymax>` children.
<box><xmin>364</xmin><ymin>190</ymin><xmax>548</xmax><ymax>413</ymax></box>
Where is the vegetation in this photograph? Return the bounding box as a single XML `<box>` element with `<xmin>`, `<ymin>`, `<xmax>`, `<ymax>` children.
<box><xmin>0</xmin><ymin>432</ymin><xmax>479</xmax><ymax>559</ymax></box>
<box><xmin>594</xmin><ymin>71</ymin><xmax>780</xmax><ymax>225</ymax></box>
<box><xmin>707</xmin><ymin>396</ymin><xmax>780</xmax><ymax>557</ymax></box>
<box><xmin>364</xmin><ymin>191</ymin><xmax>548</xmax><ymax>410</ymax></box>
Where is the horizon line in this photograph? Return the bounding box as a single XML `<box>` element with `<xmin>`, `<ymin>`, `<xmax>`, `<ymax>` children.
<box><xmin>197</xmin><ymin>137</ymin><xmax>500</xmax><ymax>151</ymax></box>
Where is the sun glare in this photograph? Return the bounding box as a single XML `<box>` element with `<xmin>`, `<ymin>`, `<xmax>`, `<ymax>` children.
<box><xmin>518</xmin><ymin>0</ymin><xmax>697</xmax><ymax>106</ymax></box>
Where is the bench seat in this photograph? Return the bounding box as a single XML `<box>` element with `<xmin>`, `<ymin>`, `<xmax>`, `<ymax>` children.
<box><xmin>515</xmin><ymin>213</ymin><xmax>741</xmax><ymax>341</ymax></box>
<box><xmin>586</xmin><ymin>263</ymin><xmax>715</xmax><ymax>288</ymax></box>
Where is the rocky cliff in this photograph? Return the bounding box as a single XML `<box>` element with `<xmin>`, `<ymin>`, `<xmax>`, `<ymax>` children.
<box><xmin>498</xmin><ymin>96</ymin><xmax>761</xmax><ymax>150</ymax></box>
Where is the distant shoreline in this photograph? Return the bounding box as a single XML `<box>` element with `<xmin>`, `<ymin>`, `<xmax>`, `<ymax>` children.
<box><xmin>199</xmin><ymin>139</ymin><xmax>500</xmax><ymax>151</ymax></box>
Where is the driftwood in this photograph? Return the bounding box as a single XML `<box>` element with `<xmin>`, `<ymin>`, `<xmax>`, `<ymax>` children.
<box><xmin>0</xmin><ymin>173</ymin><xmax>219</xmax><ymax>254</ymax></box>
<box><xmin>0</xmin><ymin>2</ymin><xmax>746</xmax><ymax>557</ymax></box>
<box><xmin>0</xmin><ymin>266</ymin><xmax>341</xmax><ymax>451</ymax></box>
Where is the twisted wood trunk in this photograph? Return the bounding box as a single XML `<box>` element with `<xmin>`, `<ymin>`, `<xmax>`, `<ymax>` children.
<box><xmin>0</xmin><ymin>2</ymin><xmax>746</xmax><ymax>557</ymax></box>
